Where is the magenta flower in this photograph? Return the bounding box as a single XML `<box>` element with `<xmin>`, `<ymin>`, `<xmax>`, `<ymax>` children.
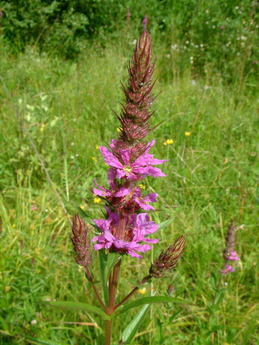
<box><xmin>221</xmin><ymin>264</ymin><xmax>235</xmax><ymax>274</ymax></box>
<box><xmin>93</xmin><ymin>182</ymin><xmax>157</xmax><ymax>211</ymax></box>
<box><xmin>226</xmin><ymin>250</ymin><xmax>240</xmax><ymax>261</ymax></box>
<box><xmin>100</xmin><ymin>140</ymin><xmax>166</xmax><ymax>181</ymax></box>
<box><xmin>93</xmin><ymin>210</ymin><xmax>159</xmax><ymax>258</ymax></box>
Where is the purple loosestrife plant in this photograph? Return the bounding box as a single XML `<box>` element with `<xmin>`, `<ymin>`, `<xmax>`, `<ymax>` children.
<box><xmin>68</xmin><ymin>20</ymin><xmax>185</xmax><ymax>345</ymax></box>
<box><xmin>221</xmin><ymin>221</ymin><xmax>241</xmax><ymax>275</ymax></box>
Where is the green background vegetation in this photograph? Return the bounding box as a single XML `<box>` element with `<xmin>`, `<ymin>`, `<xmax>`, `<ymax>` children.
<box><xmin>0</xmin><ymin>1</ymin><xmax>258</xmax><ymax>344</ymax></box>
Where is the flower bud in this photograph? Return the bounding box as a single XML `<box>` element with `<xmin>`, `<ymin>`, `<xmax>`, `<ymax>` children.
<box><xmin>71</xmin><ymin>215</ymin><xmax>92</xmax><ymax>268</ymax></box>
<box><xmin>150</xmin><ymin>236</ymin><xmax>185</xmax><ymax>278</ymax></box>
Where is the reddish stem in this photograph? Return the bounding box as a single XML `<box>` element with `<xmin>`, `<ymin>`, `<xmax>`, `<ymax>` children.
<box><xmin>104</xmin><ymin>259</ymin><xmax>122</xmax><ymax>345</ymax></box>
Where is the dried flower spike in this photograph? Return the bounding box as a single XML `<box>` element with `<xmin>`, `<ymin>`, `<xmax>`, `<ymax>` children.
<box><xmin>150</xmin><ymin>235</ymin><xmax>185</xmax><ymax>278</ymax></box>
<box><xmin>71</xmin><ymin>215</ymin><xmax>92</xmax><ymax>268</ymax></box>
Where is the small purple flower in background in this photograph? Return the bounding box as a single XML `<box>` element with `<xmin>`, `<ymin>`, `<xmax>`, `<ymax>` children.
<box><xmin>221</xmin><ymin>264</ymin><xmax>235</xmax><ymax>274</ymax></box>
<box><xmin>226</xmin><ymin>250</ymin><xmax>240</xmax><ymax>261</ymax></box>
<box><xmin>221</xmin><ymin>221</ymin><xmax>241</xmax><ymax>275</ymax></box>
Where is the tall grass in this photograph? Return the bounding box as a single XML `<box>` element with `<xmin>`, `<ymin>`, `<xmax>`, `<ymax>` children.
<box><xmin>0</xmin><ymin>34</ymin><xmax>258</xmax><ymax>344</ymax></box>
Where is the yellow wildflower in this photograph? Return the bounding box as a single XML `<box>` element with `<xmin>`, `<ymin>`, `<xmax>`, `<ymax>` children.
<box><xmin>184</xmin><ymin>131</ymin><xmax>191</xmax><ymax>136</ymax></box>
<box><xmin>96</xmin><ymin>145</ymin><xmax>100</xmax><ymax>150</ymax></box>
<box><xmin>138</xmin><ymin>287</ymin><xmax>147</xmax><ymax>295</ymax></box>
<box><xmin>139</xmin><ymin>184</ymin><xmax>146</xmax><ymax>190</ymax></box>
<box><xmin>4</xmin><ymin>286</ymin><xmax>11</xmax><ymax>293</ymax></box>
<box><xmin>163</xmin><ymin>139</ymin><xmax>174</xmax><ymax>146</ymax></box>
<box><xmin>80</xmin><ymin>204</ymin><xmax>87</xmax><ymax>210</ymax></box>
<box><xmin>91</xmin><ymin>156</ymin><xmax>97</xmax><ymax>162</ymax></box>
<box><xmin>93</xmin><ymin>197</ymin><xmax>102</xmax><ymax>204</ymax></box>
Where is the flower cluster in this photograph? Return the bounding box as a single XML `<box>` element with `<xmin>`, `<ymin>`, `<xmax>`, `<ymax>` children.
<box><xmin>92</xmin><ymin>27</ymin><xmax>166</xmax><ymax>258</ymax></box>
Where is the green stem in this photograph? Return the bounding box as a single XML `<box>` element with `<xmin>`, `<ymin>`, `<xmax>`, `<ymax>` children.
<box><xmin>104</xmin><ymin>259</ymin><xmax>121</xmax><ymax>345</ymax></box>
<box><xmin>85</xmin><ymin>268</ymin><xmax>106</xmax><ymax>310</ymax></box>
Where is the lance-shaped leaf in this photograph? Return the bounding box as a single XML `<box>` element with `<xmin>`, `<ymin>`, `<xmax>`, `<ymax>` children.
<box><xmin>115</xmin><ymin>296</ymin><xmax>185</xmax><ymax>315</ymax></box>
<box><xmin>120</xmin><ymin>304</ymin><xmax>150</xmax><ymax>344</ymax></box>
<box><xmin>47</xmin><ymin>301</ymin><xmax>110</xmax><ymax>320</ymax></box>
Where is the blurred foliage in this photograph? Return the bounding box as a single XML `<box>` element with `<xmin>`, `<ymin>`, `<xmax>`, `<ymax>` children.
<box><xmin>0</xmin><ymin>0</ymin><xmax>258</xmax><ymax>81</ymax></box>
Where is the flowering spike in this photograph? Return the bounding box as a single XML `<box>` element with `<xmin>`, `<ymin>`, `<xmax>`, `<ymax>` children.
<box><xmin>150</xmin><ymin>236</ymin><xmax>185</xmax><ymax>278</ymax></box>
<box><xmin>71</xmin><ymin>215</ymin><xmax>92</xmax><ymax>268</ymax></box>
<box><xmin>92</xmin><ymin>28</ymin><xmax>166</xmax><ymax>258</ymax></box>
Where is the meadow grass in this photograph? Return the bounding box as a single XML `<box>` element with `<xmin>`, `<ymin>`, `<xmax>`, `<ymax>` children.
<box><xmin>0</xmin><ymin>37</ymin><xmax>258</xmax><ymax>345</ymax></box>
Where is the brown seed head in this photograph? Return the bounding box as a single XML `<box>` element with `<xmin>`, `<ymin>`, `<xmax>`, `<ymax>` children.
<box><xmin>150</xmin><ymin>235</ymin><xmax>185</xmax><ymax>278</ymax></box>
<box><xmin>71</xmin><ymin>215</ymin><xmax>92</xmax><ymax>268</ymax></box>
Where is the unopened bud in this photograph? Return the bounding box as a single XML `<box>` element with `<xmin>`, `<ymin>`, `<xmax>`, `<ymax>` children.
<box><xmin>150</xmin><ymin>235</ymin><xmax>185</xmax><ymax>278</ymax></box>
<box><xmin>71</xmin><ymin>215</ymin><xmax>92</xmax><ymax>268</ymax></box>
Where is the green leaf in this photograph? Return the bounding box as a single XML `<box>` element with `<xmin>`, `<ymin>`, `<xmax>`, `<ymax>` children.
<box><xmin>99</xmin><ymin>251</ymin><xmax>121</xmax><ymax>304</ymax></box>
<box><xmin>25</xmin><ymin>337</ymin><xmax>65</xmax><ymax>345</ymax></box>
<box><xmin>47</xmin><ymin>301</ymin><xmax>110</xmax><ymax>320</ymax></box>
<box><xmin>99</xmin><ymin>250</ymin><xmax>109</xmax><ymax>304</ymax></box>
<box><xmin>105</xmin><ymin>253</ymin><xmax>121</xmax><ymax>281</ymax></box>
<box><xmin>120</xmin><ymin>304</ymin><xmax>150</xmax><ymax>344</ymax></box>
<box><xmin>115</xmin><ymin>296</ymin><xmax>185</xmax><ymax>315</ymax></box>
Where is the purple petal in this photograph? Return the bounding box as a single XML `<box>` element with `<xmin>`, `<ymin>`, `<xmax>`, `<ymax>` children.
<box><xmin>143</xmin><ymin>193</ymin><xmax>157</xmax><ymax>203</ymax></box>
<box><xmin>144</xmin><ymin>140</ymin><xmax>156</xmax><ymax>152</ymax></box>
<box><xmin>108</xmin><ymin>168</ymin><xmax>117</xmax><ymax>188</ymax></box>
<box><xmin>103</xmin><ymin>231</ymin><xmax>115</xmax><ymax>242</ymax></box>
<box><xmin>92</xmin><ymin>235</ymin><xmax>100</xmax><ymax>242</ymax></box>
<box><xmin>93</xmin><ymin>187</ymin><xmax>110</xmax><ymax>197</ymax></box>
<box><xmin>116</xmin><ymin>169</ymin><xmax>127</xmax><ymax>179</ymax></box>
<box><xmin>144</xmin><ymin>238</ymin><xmax>160</xmax><ymax>244</ymax></box>
<box><xmin>100</xmin><ymin>146</ymin><xmax>123</xmax><ymax>169</ymax></box>
<box><xmin>133</xmin><ymin>153</ymin><xmax>166</xmax><ymax>167</ymax></box>
<box><xmin>109</xmin><ymin>139</ymin><xmax>119</xmax><ymax>150</ymax></box>
<box><xmin>134</xmin><ymin>196</ymin><xmax>155</xmax><ymax>210</ymax></box>
<box><xmin>114</xmin><ymin>187</ymin><xmax>131</xmax><ymax>197</ymax></box>
<box><xmin>94</xmin><ymin>243</ymin><xmax>105</xmax><ymax>250</ymax></box>
<box><xmin>94</xmin><ymin>219</ymin><xmax>110</xmax><ymax>231</ymax></box>
<box><xmin>145</xmin><ymin>166</ymin><xmax>167</xmax><ymax>177</ymax></box>
<box><xmin>120</xmin><ymin>149</ymin><xmax>131</xmax><ymax>165</ymax></box>
<box><xmin>135</xmin><ymin>244</ymin><xmax>152</xmax><ymax>252</ymax></box>
<box><xmin>128</xmin><ymin>250</ymin><xmax>142</xmax><ymax>258</ymax></box>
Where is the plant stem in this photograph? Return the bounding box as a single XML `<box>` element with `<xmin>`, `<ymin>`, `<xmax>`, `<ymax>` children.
<box><xmin>85</xmin><ymin>268</ymin><xmax>106</xmax><ymax>310</ymax></box>
<box><xmin>104</xmin><ymin>259</ymin><xmax>121</xmax><ymax>345</ymax></box>
<box><xmin>104</xmin><ymin>319</ymin><xmax>113</xmax><ymax>345</ymax></box>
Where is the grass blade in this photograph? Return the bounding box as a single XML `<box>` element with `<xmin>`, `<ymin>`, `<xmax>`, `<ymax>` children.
<box><xmin>25</xmin><ymin>337</ymin><xmax>65</xmax><ymax>345</ymax></box>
